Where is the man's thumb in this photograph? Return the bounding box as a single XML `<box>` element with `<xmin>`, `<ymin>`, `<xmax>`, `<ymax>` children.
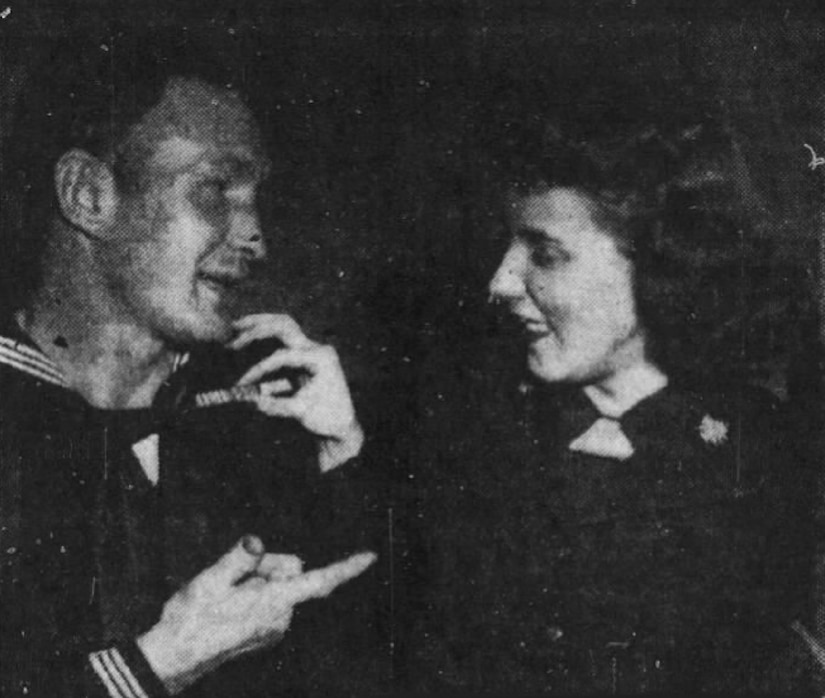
<box><xmin>204</xmin><ymin>535</ymin><xmax>265</xmax><ymax>590</ymax></box>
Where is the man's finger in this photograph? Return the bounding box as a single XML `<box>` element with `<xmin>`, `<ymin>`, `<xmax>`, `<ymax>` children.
<box><xmin>230</xmin><ymin>314</ymin><xmax>311</xmax><ymax>350</ymax></box>
<box><xmin>281</xmin><ymin>551</ymin><xmax>377</xmax><ymax>604</ymax></box>
<box><xmin>252</xmin><ymin>395</ymin><xmax>306</xmax><ymax>420</ymax></box>
<box><xmin>236</xmin><ymin>349</ymin><xmax>319</xmax><ymax>387</ymax></box>
<box><xmin>232</xmin><ymin>313</ymin><xmax>291</xmax><ymax>329</ymax></box>
<box><xmin>199</xmin><ymin>535</ymin><xmax>265</xmax><ymax>592</ymax></box>
<box><xmin>257</xmin><ymin>553</ymin><xmax>304</xmax><ymax>580</ymax></box>
<box><xmin>258</xmin><ymin>378</ymin><xmax>295</xmax><ymax>397</ymax></box>
<box><xmin>232</xmin><ymin>313</ymin><xmax>298</xmax><ymax>332</ymax></box>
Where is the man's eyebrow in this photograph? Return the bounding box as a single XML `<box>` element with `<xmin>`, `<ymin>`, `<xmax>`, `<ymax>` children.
<box><xmin>514</xmin><ymin>226</ymin><xmax>566</xmax><ymax>248</ymax></box>
<box><xmin>204</xmin><ymin>155</ymin><xmax>271</xmax><ymax>181</ymax></box>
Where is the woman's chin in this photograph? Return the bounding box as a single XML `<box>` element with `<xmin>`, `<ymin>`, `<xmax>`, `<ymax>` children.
<box><xmin>526</xmin><ymin>352</ymin><xmax>567</xmax><ymax>385</ymax></box>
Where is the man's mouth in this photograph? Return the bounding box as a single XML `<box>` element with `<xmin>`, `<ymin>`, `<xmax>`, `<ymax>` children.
<box><xmin>197</xmin><ymin>271</ymin><xmax>247</xmax><ymax>294</ymax></box>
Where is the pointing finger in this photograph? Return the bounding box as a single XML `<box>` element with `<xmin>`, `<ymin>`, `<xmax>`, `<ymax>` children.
<box><xmin>281</xmin><ymin>551</ymin><xmax>377</xmax><ymax>604</ymax></box>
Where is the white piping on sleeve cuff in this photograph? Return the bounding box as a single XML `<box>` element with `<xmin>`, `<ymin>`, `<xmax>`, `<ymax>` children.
<box><xmin>89</xmin><ymin>648</ymin><xmax>151</xmax><ymax>698</ymax></box>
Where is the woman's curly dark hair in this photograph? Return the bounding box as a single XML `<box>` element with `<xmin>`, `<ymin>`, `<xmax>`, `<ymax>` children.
<box><xmin>500</xmin><ymin>116</ymin><xmax>772</xmax><ymax>388</ymax></box>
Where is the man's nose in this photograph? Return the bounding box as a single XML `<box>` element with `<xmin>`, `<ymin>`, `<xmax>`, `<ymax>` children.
<box><xmin>228</xmin><ymin>208</ymin><xmax>267</xmax><ymax>262</ymax></box>
<box><xmin>489</xmin><ymin>245</ymin><xmax>525</xmax><ymax>301</ymax></box>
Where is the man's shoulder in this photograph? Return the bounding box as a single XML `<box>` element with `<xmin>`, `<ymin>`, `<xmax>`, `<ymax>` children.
<box><xmin>0</xmin><ymin>360</ymin><xmax>80</xmax><ymax>427</ymax></box>
<box><xmin>0</xmin><ymin>321</ymin><xmax>76</xmax><ymax>411</ymax></box>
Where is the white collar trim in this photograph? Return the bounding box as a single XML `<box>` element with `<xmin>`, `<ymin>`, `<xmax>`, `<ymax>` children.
<box><xmin>0</xmin><ymin>335</ymin><xmax>68</xmax><ymax>388</ymax></box>
<box><xmin>0</xmin><ymin>334</ymin><xmax>190</xmax><ymax>394</ymax></box>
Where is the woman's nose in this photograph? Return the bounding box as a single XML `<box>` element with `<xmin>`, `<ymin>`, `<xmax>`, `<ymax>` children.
<box><xmin>489</xmin><ymin>247</ymin><xmax>525</xmax><ymax>302</ymax></box>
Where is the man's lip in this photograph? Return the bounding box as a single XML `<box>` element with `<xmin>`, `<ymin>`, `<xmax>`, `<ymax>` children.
<box><xmin>197</xmin><ymin>272</ymin><xmax>248</xmax><ymax>289</ymax></box>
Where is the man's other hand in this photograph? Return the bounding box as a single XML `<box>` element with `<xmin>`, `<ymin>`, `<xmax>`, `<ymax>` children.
<box><xmin>136</xmin><ymin>535</ymin><xmax>376</xmax><ymax>694</ymax></box>
<box><xmin>229</xmin><ymin>313</ymin><xmax>364</xmax><ymax>471</ymax></box>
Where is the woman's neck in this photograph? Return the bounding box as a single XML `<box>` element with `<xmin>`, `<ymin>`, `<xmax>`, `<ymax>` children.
<box><xmin>582</xmin><ymin>361</ymin><xmax>669</xmax><ymax>418</ymax></box>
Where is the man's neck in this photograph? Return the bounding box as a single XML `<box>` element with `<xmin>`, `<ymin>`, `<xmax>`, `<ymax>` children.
<box><xmin>19</xmin><ymin>239</ymin><xmax>176</xmax><ymax>410</ymax></box>
<box><xmin>583</xmin><ymin>361</ymin><xmax>669</xmax><ymax>419</ymax></box>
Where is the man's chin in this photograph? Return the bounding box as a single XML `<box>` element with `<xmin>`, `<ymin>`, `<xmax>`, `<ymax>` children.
<box><xmin>160</xmin><ymin>313</ymin><xmax>235</xmax><ymax>349</ymax></box>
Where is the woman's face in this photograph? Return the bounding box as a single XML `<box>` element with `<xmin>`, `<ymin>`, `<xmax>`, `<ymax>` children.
<box><xmin>489</xmin><ymin>187</ymin><xmax>646</xmax><ymax>386</ymax></box>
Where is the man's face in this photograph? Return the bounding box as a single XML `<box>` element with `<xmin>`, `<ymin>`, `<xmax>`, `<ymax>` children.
<box><xmin>489</xmin><ymin>188</ymin><xmax>645</xmax><ymax>385</ymax></box>
<box><xmin>102</xmin><ymin>77</ymin><xmax>270</xmax><ymax>346</ymax></box>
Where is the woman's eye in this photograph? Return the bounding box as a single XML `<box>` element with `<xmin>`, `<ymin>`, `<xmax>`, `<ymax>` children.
<box><xmin>530</xmin><ymin>247</ymin><xmax>563</xmax><ymax>268</ymax></box>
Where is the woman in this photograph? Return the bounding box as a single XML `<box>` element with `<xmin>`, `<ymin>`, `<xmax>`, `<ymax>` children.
<box><xmin>410</xmin><ymin>116</ymin><xmax>812</xmax><ymax>693</ymax></box>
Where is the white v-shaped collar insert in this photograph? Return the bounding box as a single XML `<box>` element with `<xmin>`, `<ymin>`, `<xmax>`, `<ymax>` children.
<box><xmin>569</xmin><ymin>362</ymin><xmax>668</xmax><ymax>461</ymax></box>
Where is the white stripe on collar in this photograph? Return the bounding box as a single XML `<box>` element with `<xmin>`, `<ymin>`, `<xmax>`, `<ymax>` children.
<box><xmin>0</xmin><ymin>336</ymin><xmax>68</xmax><ymax>388</ymax></box>
<box><xmin>0</xmin><ymin>335</ymin><xmax>189</xmax><ymax>393</ymax></box>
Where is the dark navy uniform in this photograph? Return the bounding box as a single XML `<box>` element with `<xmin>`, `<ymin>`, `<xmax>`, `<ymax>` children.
<box><xmin>412</xmin><ymin>358</ymin><xmax>811</xmax><ymax>693</ymax></box>
<box><xmin>0</xmin><ymin>328</ymin><xmax>384</xmax><ymax>697</ymax></box>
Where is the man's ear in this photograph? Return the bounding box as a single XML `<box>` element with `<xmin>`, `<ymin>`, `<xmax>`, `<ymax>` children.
<box><xmin>54</xmin><ymin>149</ymin><xmax>117</xmax><ymax>236</ymax></box>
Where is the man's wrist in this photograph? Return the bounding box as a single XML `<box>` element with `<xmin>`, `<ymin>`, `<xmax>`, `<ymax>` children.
<box><xmin>136</xmin><ymin>625</ymin><xmax>198</xmax><ymax>696</ymax></box>
<box><xmin>318</xmin><ymin>421</ymin><xmax>364</xmax><ymax>472</ymax></box>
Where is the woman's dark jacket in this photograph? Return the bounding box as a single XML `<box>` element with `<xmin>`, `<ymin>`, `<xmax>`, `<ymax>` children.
<box><xmin>411</xmin><ymin>357</ymin><xmax>814</xmax><ymax>694</ymax></box>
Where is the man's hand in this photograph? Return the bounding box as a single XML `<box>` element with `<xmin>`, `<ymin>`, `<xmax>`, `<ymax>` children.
<box><xmin>136</xmin><ymin>536</ymin><xmax>376</xmax><ymax>695</ymax></box>
<box><xmin>229</xmin><ymin>314</ymin><xmax>364</xmax><ymax>472</ymax></box>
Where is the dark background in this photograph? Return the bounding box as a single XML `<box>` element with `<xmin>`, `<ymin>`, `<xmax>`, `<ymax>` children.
<box><xmin>1</xmin><ymin>0</ymin><xmax>824</xmax><ymax>473</ymax></box>
<box><xmin>2</xmin><ymin>1</ymin><xmax>825</xmax><ymax>691</ymax></box>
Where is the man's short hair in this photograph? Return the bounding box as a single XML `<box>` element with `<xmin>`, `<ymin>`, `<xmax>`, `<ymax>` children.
<box><xmin>1</xmin><ymin>34</ymin><xmax>240</xmax><ymax>315</ymax></box>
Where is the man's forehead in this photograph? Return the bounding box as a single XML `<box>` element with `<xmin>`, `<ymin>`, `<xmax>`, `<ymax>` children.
<box><xmin>120</xmin><ymin>75</ymin><xmax>269</xmax><ymax>171</ymax></box>
<box><xmin>147</xmin><ymin>136</ymin><xmax>271</xmax><ymax>179</ymax></box>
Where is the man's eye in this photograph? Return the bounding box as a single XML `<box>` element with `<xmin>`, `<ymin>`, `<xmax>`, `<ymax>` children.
<box><xmin>193</xmin><ymin>179</ymin><xmax>229</xmax><ymax>208</ymax></box>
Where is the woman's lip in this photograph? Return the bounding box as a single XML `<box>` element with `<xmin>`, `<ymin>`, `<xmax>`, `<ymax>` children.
<box><xmin>522</xmin><ymin>321</ymin><xmax>550</xmax><ymax>336</ymax></box>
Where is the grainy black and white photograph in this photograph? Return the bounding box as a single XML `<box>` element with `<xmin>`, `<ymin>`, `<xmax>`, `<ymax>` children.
<box><xmin>1</xmin><ymin>0</ymin><xmax>825</xmax><ymax>695</ymax></box>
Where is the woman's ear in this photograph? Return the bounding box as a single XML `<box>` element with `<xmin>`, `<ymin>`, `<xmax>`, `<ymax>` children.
<box><xmin>54</xmin><ymin>149</ymin><xmax>117</xmax><ymax>236</ymax></box>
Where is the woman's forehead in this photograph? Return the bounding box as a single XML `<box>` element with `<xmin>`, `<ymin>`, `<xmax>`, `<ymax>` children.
<box><xmin>509</xmin><ymin>188</ymin><xmax>600</xmax><ymax>233</ymax></box>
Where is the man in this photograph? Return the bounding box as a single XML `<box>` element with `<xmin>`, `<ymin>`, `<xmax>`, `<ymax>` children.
<box><xmin>0</xmin><ymin>41</ymin><xmax>376</xmax><ymax>696</ymax></box>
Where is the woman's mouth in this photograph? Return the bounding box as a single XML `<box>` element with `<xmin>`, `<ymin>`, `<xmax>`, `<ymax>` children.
<box><xmin>517</xmin><ymin>317</ymin><xmax>550</xmax><ymax>338</ymax></box>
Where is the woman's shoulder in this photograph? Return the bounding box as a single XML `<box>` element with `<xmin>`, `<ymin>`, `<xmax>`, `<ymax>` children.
<box><xmin>625</xmin><ymin>382</ymin><xmax>789</xmax><ymax>491</ymax></box>
<box><xmin>622</xmin><ymin>384</ymin><xmax>787</xmax><ymax>482</ymax></box>
<box><xmin>629</xmin><ymin>380</ymin><xmax>783</xmax><ymax>437</ymax></box>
